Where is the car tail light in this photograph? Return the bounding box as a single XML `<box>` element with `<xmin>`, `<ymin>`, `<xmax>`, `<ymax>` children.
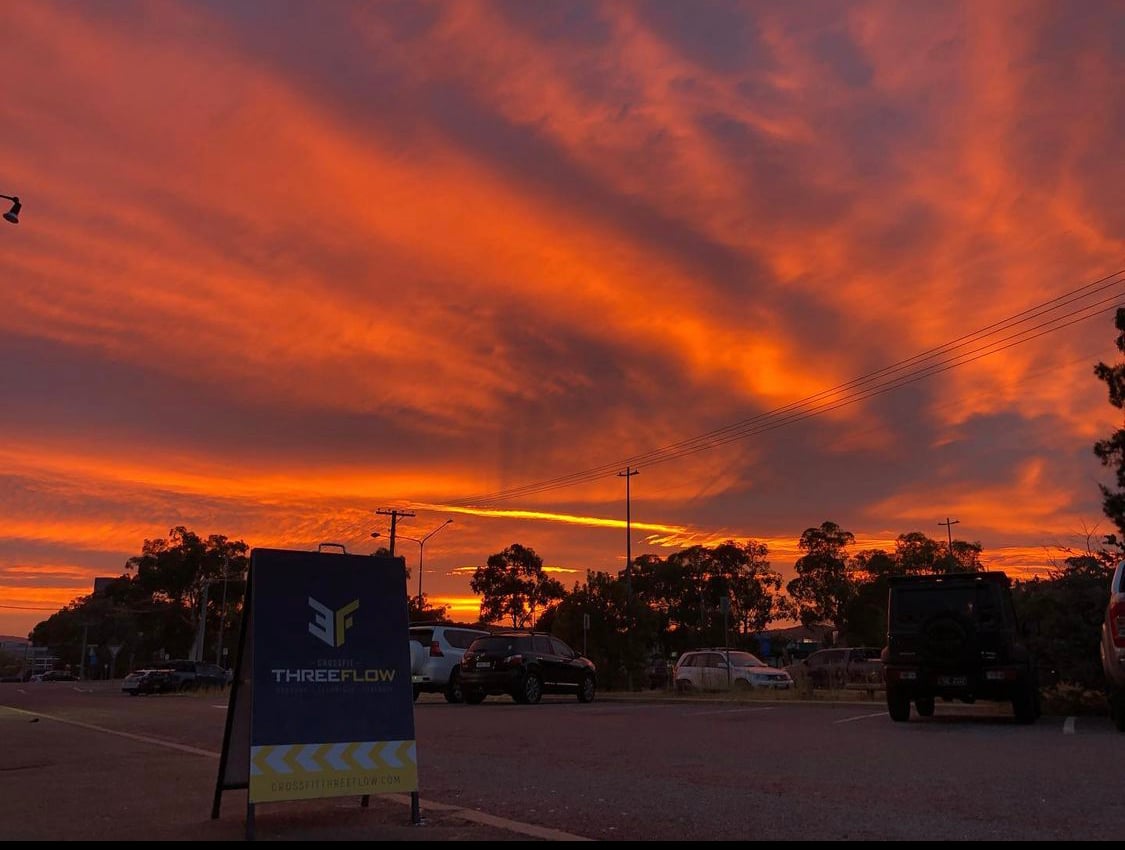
<box><xmin>1112</xmin><ymin>599</ymin><xmax>1125</xmax><ymax>648</ymax></box>
<box><xmin>429</xmin><ymin>641</ymin><xmax>443</xmax><ymax>657</ymax></box>
<box><xmin>503</xmin><ymin>654</ymin><xmax>523</xmax><ymax>666</ymax></box>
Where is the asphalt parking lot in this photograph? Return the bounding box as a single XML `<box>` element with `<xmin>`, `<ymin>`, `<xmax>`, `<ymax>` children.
<box><xmin>0</xmin><ymin>681</ymin><xmax>565</xmax><ymax>842</ymax></box>
<box><xmin>3</xmin><ymin>680</ymin><xmax>1120</xmax><ymax>841</ymax></box>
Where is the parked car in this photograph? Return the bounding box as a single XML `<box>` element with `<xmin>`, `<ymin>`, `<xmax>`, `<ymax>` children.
<box><xmin>645</xmin><ymin>656</ymin><xmax>670</xmax><ymax>689</ymax></box>
<box><xmin>36</xmin><ymin>670</ymin><xmax>79</xmax><ymax>682</ymax></box>
<box><xmin>1101</xmin><ymin>559</ymin><xmax>1125</xmax><ymax>732</ymax></box>
<box><xmin>882</xmin><ymin>571</ymin><xmax>1040</xmax><ymax>723</ymax></box>
<box><xmin>164</xmin><ymin>659</ymin><xmax>199</xmax><ymax>690</ymax></box>
<box><xmin>673</xmin><ymin>649</ymin><xmax>794</xmax><ymax>692</ymax></box>
<box><xmin>789</xmin><ymin>647</ymin><xmax>884</xmax><ymax>690</ymax></box>
<box><xmin>408</xmin><ymin>623</ymin><xmax>492</xmax><ymax>703</ymax></box>
<box><xmin>460</xmin><ymin>631</ymin><xmax>597</xmax><ymax>704</ymax></box>
<box><xmin>122</xmin><ymin>668</ymin><xmax>179</xmax><ymax>695</ymax></box>
<box><xmin>192</xmin><ymin>662</ymin><xmax>229</xmax><ymax>690</ymax></box>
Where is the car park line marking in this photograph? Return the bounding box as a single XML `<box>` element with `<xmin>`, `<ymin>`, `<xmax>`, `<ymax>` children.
<box><xmin>0</xmin><ymin>704</ymin><xmax>592</xmax><ymax>841</ymax></box>
<box><xmin>834</xmin><ymin>711</ymin><xmax>889</xmax><ymax>724</ymax></box>
<box><xmin>1063</xmin><ymin>716</ymin><xmax>1076</xmax><ymax>735</ymax></box>
<box><xmin>0</xmin><ymin>705</ymin><xmax>220</xmax><ymax>758</ymax></box>
<box><xmin>382</xmin><ymin>793</ymin><xmax>594</xmax><ymax>841</ymax></box>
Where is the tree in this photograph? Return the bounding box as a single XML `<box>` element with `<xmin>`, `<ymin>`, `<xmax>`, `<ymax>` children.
<box><xmin>548</xmin><ymin>571</ymin><xmax>636</xmax><ymax>690</ymax></box>
<box><xmin>1012</xmin><ymin>550</ymin><xmax>1116</xmax><ymax>689</ymax></box>
<box><xmin>470</xmin><ymin>544</ymin><xmax>566</xmax><ymax>628</ymax></box>
<box><xmin>1094</xmin><ymin>306</ymin><xmax>1125</xmax><ymax>538</ymax></box>
<box><xmin>711</xmin><ymin>540</ymin><xmax>784</xmax><ymax>635</ymax></box>
<box><xmin>785</xmin><ymin>521</ymin><xmax>856</xmax><ymax>637</ymax></box>
<box><xmin>30</xmin><ymin>527</ymin><xmax>250</xmax><ymax>671</ymax></box>
<box><xmin>407</xmin><ymin>594</ymin><xmax>449</xmax><ymax>623</ymax></box>
<box><xmin>895</xmin><ymin>532</ymin><xmax>942</xmax><ymax>574</ymax></box>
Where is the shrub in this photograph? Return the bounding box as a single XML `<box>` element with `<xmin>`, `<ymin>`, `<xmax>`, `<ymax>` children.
<box><xmin>1038</xmin><ymin>681</ymin><xmax>1108</xmax><ymax>716</ymax></box>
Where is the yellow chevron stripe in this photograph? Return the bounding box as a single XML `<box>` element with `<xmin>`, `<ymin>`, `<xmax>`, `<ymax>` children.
<box><xmin>249</xmin><ymin>740</ymin><xmax>418</xmax><ymax>803</ymax></box>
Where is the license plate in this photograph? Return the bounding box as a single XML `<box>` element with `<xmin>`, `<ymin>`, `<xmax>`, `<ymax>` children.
<box><xmin>937</xmin><ymin>675</ymin><xmax>967</xmax><ymax>686</ymax></box>
<box><xmin>476</xmin><ymin>661</ymin><xmax>492</xmax><ymax>669</ymax></box>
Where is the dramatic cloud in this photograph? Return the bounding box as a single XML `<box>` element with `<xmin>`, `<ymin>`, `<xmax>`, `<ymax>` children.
<box><xmin>2</xmin><ymin>0</ymin><xmax>1123</xmax><ymax>635</ymax></box>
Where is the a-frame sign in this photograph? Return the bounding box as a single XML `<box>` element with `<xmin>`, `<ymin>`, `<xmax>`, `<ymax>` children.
<box><xmin>212</xmin><ymin>548</ymin><xmax>419</xmax><ymax>839</ymax></box>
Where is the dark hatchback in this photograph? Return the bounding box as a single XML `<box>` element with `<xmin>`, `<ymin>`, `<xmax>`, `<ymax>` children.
<box><xmin>460</xmin><ymin>631</ymin><xmax>596</xmax><ymax>705</ymax></box>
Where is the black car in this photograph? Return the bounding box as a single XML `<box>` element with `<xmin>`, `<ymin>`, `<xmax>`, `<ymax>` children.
<box><xmin>882</xmin><ymin>571</ymin><xmax>1040</xmax><ymax>723</ymax></box>
<box><xmin>38</xmin><ymin>670</ymin><xmax>80</xmax><ymax>682</ymax></box>
<box><xmin>460</xmin><ymin>631</ymin><xmax>596</xmax><ymax>705</ymax></box>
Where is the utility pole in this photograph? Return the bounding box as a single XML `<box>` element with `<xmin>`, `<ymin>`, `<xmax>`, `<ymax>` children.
<box><xmin>215</xmin><ymin>554</ymin><xmax>230</xmax><ymax>668</ymax></box>
<box><xmin>77</xmin><ymin>623</ymin><xmax>89</xmax><ymax>680</ymax></box>
<box><xmin>618</xmin><ymin>467</ymin><xmax>639</xmax><ymax>603</ymax></box>
<box><xmin>195</xmin><ymin>581</ymin><xmax>211</xmax><ymax>663</ymax></box>
<box><xmin>939</xmin><ymin>517</ymin><xmax>960</xmax><ymax>568</ymax></box>
<box><xmin>618</xmin><ymin>466</ymin><xmax>638</xmax><ymax>692</ymax></box>
<box><xmin>376</xmin><ymin>508</ymin><xmax>415</xmax><ymax>556</ymax></box>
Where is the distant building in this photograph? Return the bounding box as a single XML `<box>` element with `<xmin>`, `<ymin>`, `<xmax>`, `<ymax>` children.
<box><xmin>0</xmin><ymin>636</ymin><xmax>57</xmax><ymax>675</ymax></box>
<box><xmin>93</xmin><ymin>577</ymin><xmax>117</xmax><ymax>595</ymax></box>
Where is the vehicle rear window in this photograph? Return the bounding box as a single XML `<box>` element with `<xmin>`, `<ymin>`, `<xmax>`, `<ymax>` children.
<box><xmin>446</xmin><ymin>629</ymin><xmax>484</xmax><ymax>649</ymax></box>
<box><xmin>470</xmin><ymin>636</ymin><xmax>527</xmax><ymax>654</ymax></box>
<box><xmin>892</xmin><ymin>585</ymin><xmax>1003</xmax><ymax>628</ymax></box>
<box><xmin>410</xmin><ymin>628</ymin><xmax>435</xmax><ymax>645</ymax></box>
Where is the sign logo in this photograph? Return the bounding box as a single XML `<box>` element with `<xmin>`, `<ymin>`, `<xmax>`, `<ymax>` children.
<box><xmin>308</xmin><ymin>596</ymin><xmax>360</xmax><ymax>647</ymax></box>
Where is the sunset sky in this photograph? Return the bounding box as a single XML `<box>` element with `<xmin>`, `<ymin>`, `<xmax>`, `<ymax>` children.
<box><xmin>3</xmin><ymin>0</ymin><xmax>1125</xmax><ymax>638</ymax></box>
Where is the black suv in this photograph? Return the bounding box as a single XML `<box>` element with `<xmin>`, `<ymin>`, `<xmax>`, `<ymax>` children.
<box><xmin>882</xmin><ymin>571</ymin><xmax>1040</xmax><ymax>723</ymax></box>
<box><xmin>460</xmin><ymin>631</ymin><xmax>596</xmax><ymax>705</ymax></box>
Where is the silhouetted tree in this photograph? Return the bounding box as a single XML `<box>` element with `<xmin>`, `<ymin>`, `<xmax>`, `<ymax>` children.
<box><xmin>786</xmin><ymin>521</ymin><xmax>856</xmax><ymax>638</ymax></box>
<box><xmin>711</xmin><ymin>540</ymin><xmax>785</xmax><ymax>635</ymax></box>
<box><xmin>1094</xmin><ymin>306</ymin><xmax>1125</xmax><ymax>538</ymax></box>
<box><xmin>1012</xmin><ymin>550</ymin><xmax>1116</xmax><ymax>689</ymax></box>
<box><xmin>470</xmin><ymin>543</ymin><xmax>566</xmax><ymax>628</ymax></box>
<box><xmin>30</xmin><ymin>527</ymin><xmax>250</xmax><ymax>672</ymax></box>
<box><xmin>407</xmin><ymin>594</ymin><xmax>449</xmax><ymax>623</ymax></box>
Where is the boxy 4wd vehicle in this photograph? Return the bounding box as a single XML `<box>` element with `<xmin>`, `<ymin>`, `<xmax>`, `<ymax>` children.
<box><xmin>1100</xmin><ymin>559</ymin><xmax>1125</xmax><ymax>732</ymax></box>
<box><xmin>882</xmin><ymin>571</ymin><xmax>1040</xmax><ymax>723</ymax></box>
<box><xmin>408</xmin><ymin>623</ymin><xmax>491</xmax><ymax>703</ymax></box>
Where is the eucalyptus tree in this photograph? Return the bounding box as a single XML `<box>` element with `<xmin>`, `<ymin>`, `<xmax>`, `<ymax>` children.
<box><xmin>785</xmin><ymin>521</ymin><xmax>857</xmax><ymax>637</ymax></box>
<box><xmin>470</xmin><ymin>543</ymin><xmax>566</xmax><ymax>628</ymax></box>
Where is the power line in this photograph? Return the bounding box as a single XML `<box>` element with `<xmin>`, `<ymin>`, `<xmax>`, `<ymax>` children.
<box><xmin>0</xmin><ymin>604</ymin><xmax>61</xmax><ymax>611</ymax></box>
<box><xmin>443</xmin><ymin>269</ymin><xmax>1125</xmax><ymax>506</ymax></box>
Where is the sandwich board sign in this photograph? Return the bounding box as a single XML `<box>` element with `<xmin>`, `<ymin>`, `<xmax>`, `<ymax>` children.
<box><xmin>212</xmin><ymin>548</ymin><xmax>418</xmax><ymax>838</ymax></box>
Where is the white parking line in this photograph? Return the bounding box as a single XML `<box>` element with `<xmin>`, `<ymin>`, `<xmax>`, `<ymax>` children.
<box><xmin>1063</xmin><ymin>716</ymin><xmax>1076</xmax><ymax>735</ymax></box>
<box><xmin>834</xmin><ymin>711</ymin><xmax>888</xmax><ymax>724</ymax></box>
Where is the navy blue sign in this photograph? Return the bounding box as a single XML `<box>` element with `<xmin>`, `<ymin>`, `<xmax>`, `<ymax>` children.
<box><xmin>246</xmin><ymin>548</ymin><xmax>416</xmax><ymax>803</ymax></box>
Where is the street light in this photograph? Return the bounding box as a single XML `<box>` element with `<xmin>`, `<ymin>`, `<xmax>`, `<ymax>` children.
<box><xmin>1</xmin><ymin>194</ymin><xmax>20</xmax><ymax>224</ymax></box>
<box><xmin>398</xmin><ymin>519</ymin><xmax>453</xmax><ymax>603</ymax></box>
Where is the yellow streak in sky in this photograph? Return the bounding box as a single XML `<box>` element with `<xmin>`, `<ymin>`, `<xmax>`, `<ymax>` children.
<box><xmin>421</xmin><ymin>504</ymin><xmax>686</xmax><ymax>534</ymax></box>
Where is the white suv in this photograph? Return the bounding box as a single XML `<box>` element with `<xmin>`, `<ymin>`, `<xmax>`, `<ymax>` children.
<box><xmin>409</xmin><ymin>623</ymin><xmax>491</xmax><ymax>703</ymax></box>
<box><xmin>674</xmin><ymin>648</ymin><xmax>794</xmax><ymax>692</ymax></box>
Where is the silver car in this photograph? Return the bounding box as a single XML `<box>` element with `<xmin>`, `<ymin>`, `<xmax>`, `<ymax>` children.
<box><xmin>409</xmin><ymin>623</ymin><xmax>491</xmax><ymax>703</ymax></box>
<box><xmin>674</xmin><ymin>649</ymin><xmax>794</xmax><ymax>692</ymax></box>
<box><xmin>1101</xmin><ymin>559</ymin><xmax>1125</xmax><ymax>731</ymax></box>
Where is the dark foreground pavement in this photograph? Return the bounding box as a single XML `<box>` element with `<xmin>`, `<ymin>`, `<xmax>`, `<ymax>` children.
<box><xmin>0</xmin><ymin>687</ymin><xmax>581</xmax><ymax>842</ymax></box>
